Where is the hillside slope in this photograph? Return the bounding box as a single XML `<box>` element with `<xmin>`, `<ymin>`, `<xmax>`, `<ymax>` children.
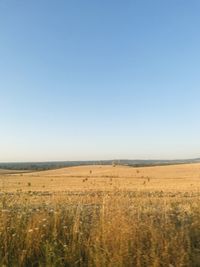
<box><xmin>1</xmin><ymin>163</ymin><xmax>200</xmax><ymax>192</ymax></box>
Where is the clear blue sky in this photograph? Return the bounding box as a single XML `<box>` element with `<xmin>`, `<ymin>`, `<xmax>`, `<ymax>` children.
<box><xmin>1</xmin><ymin>1</ymin><xmax>200</xmax><ymax>162</ymax></box>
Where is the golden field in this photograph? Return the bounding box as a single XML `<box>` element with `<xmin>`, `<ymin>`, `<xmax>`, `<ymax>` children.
<box><xmin>1</xmin><ymin>164</ymin><xmax>200</xmax><ymax>266</ymax></box>
<box><xmin>1</xmin><ymin>163</ymin><xmax>200</xmax><ymax>192</ymax></box>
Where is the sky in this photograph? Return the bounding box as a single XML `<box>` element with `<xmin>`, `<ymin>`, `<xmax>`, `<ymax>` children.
<box><xmin>0</xmin><ymin>0</ymin><xmax>200</xmax><ymax>162</ymax></box>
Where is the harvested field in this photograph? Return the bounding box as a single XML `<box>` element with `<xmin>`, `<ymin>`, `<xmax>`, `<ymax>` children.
<box><xmin>1</xmin><ymin>163</ymin><xmax>200</xmax><ymax>192</ymax></box>
<box><xmin>0</xmin><ymin>164</ymin><xmax>200</xmax><ymax>266</ymax></box>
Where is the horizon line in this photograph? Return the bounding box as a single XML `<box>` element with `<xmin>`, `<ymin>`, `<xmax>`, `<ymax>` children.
<box><xmin>0</xmin><ymin>157</ymin><xmax>200</xmax><ymax>164</ymax></box>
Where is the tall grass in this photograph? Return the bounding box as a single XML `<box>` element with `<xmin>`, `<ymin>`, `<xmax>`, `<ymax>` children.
<box><xmin>0</xmin><ymin>190</ymin><xmax>200</xmax><ymax>266</ymax></box>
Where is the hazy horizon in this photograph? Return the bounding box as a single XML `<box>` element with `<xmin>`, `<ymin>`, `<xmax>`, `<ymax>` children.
<box><xmin>1</xmin><ymin>1</ymin><xmax>200</xmax><ymax>162</ymax></box>
<box><xmin>1</xmin><ymin>155</ymin><xmax>200</xmax><ymax>164</ymax></box>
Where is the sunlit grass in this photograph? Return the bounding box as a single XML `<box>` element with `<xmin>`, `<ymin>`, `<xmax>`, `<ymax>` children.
<box><xmin>1</xmin><ymin>164</ymin><xmax>200</xmax><ymax>266</ymax></box>
<box><xmin>0</xmin><ymin>190</ymin><xmax>200</xmax><ymax>266</ymax></box>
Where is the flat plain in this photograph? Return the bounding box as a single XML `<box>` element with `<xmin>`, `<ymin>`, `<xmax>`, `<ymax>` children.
<box><xmin>1</xmin><ymin>164</ymin><xmax>200</xmax><ymax>266</ymax></box>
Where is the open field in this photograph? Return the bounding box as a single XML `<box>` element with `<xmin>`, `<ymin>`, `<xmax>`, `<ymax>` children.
<box><xmin>1</xmin><ymin>163</ymin><xmax>200</xmax><ymax>192</ymax></box>
<box><xmin>1</xmin><ymin>164</ymin><xmax>200</xmax><ymax>266</ymax></box>
<box><xmin>0</xmin><ymin>169</ymin><xmax>29</xmax><ymax>175</ymax></box>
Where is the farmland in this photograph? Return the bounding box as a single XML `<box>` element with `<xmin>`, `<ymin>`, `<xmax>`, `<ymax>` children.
<box><xmin>0</xmin><ymin>164</ymin><xmax>200</xmax><ymax>266</ymax></box>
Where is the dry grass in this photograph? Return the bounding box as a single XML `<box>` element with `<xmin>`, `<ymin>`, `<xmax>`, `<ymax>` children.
<box><xmin>0</xmin><ymin>164</ymin><xmax>200</xmax><ymax>266</ymax></box>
